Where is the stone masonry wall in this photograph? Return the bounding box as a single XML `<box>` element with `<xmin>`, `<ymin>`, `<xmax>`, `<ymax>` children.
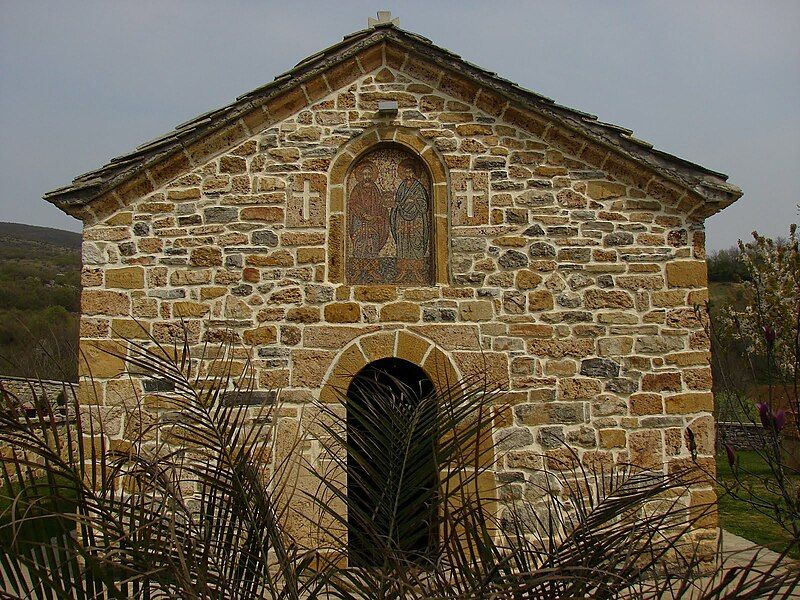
<box><xmin>77</xmin><ymin>47</ymin><xmax>716</xmax><ymax>542</ymax></box>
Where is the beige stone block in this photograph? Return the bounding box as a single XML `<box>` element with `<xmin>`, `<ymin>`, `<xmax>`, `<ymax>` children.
<box><xmin>459</xmin><ymin>300</ymin><xmax>494</xmax><ymax>322</ymax></box>
<box><xmin>544</xmin><ymin>359</ymin><xmax>576</xmax><ymax>376</ymax></box>
<box><xmin>331</xmin><ymin>344</ymin><xmax>367</xmax><ymax>388</ymax></box>
<box><xmin>683</xmin><ymin>367</ymin><xmax>713</xmax><ymax>390</ymax></box>
<box><xmin>526</xmin><ymin>338</ymin><xmax>594</xmax><ymax>359</ymax></box>
<box><xmin>200</xmin><ymin>286</ymin><xmax>226</xmax><ymax>300</ymax></box>
<box><xmin>82</xmin><ymin>267</ymin><xmax>103</xmax><ymax>287</ymax></box>
<box><xmin>558</xmin><ymin>378</ymin><xmax>602</xmax><ymax>400</ymax></box>
<box><xmin>628</xmin><ymin>430</ymin><xmax>663</xmax><ymax>470</ymax></box>
<box><xmin>131</xmin><ymin>297</ymin><xmax>158</xmax><ymax>318</ymax></box>
<box><xmin>410</xmin><ymin>324</ymin><xmax>481</xmax><ymax>350</ymax></box>
<box><xmin>396</xmin><ymin>331</ymin><xmax>430</xmax><ymax>365</ymax></box>
<box><xmin>584</xmin><ymin>289</ymin><xmax>633</xmax><ymax>309</ymax></box>
<box><xmin>688</xmin><ymin>289</ymin><xmax>709</xmax><ymax>304</ymax></box>
<box><xmin>241</xmin><ymin>206</ymin><xmax>285</xmax><ymax>222</ymax></box>
<box><xmin>686</xmin><ymin>414</ymin><xmax>715</xmax><ymax>455</ymax></box>
<box><xmin>297</xmin><ymin>247</ymin><xmax>325</xmax><ymax>264</ymax></box>
<box><xmin>225</xmin><ymin>296</ymin><xmax>252</xmax><ymax>319</ymax></box>
<box><xmin>304</xmin><ymin>325</ymin><xmax>378</xmax><ymax>349</ymax></box>
<box><xmin>665</xmin><ymin>392</ymin><xmax>713</xmax><ymax>414</ymax></box>
<box><xmin>325</xmin><ymin>58</ymin><xmax>363</xmax><ymax>91</ymax></box>
<box><xmin>454</xmin><ymin>351</ymin><xmax>508</xmax><ymax>387</ymax></box>
<box><xmin>324</xmin><ymin>302</ymin><xmax>360</xmax><ymax>323</ymax></box>
<box><xmin>599</xmin><ymin>429</ymin><xmax>626</xmax><ymax>448</ymax></box>
<box><xmin>527</xmin><ymin>290</ymin><xmax>554</xmax><ymax>311</ymax></box>
<box><xmin>167</xmin><ymin>188</ymin><xmax>201</xmax><ymax>201</ymax></box>
<box><xmin>515</xmin><ymin>270</ymin><xmax>543</xmax><ymax>290</ymax></box>
<box><xmin>666</xmin><ymin>261</ymin><xmax>707</xmax><ymax>288</ymax></box>
<box><xmin>286</xmin><ymin>306</ymin><xmax>320</xmax><ymax>323</ymax></box>
<box><xmin>281</xmin><ymin>231</ymin><xmax>324</xmax><ymax>246</ymax></box>
<box><xmin>451</xmin><ymin>171</ymin><xmax>489</xmax><ymax>226</ymax></box>
<box><xmin>353</xmin><ymin>285</ymin><xmax>398</xmax><ymax>303</ymax></box>
<box><xmin>630</xmin><ymin>393</ymin><xmax>663</xmax><ymax>415</ymax></box>
<box><xmin>291</xmin><ymin>349</ymin><xmax>336</xmax><ymax>388</ymax></box>
<box><xmin>170</xmin><ymin>270</ymin><xmax>212</xmax><ymax>286</ymax></box>
<box><xmin>651</xmin><ymin>290</ymin><xmax>686</xmax><ymax>307</ymax></box>
<box><xmin>585</xmin><ymin>181</ymin><xmax>626</xmax><ymax>200</ymax></box>
<box><xmin>79</xmin><ymin>340</ymin><xmax>127</xmax><ymax>379</ymax></box>
<box><xmin>105</xmin><ymin>377</ymin><xmax>140</xmax><ymax>408</ymax></box>
<box><xmin>76</xmin><ymin>380</ymin><xmax>104</xmax><ymax>406</ymax></box>
<box><xmin>641</xmin><ymin>372</ymin><xmax>682</xmax><ymax>392</ymax></box>
<box><xmin>455</xmin><ymin>123</ymin><xmax>492</xmax><ymax>136</ymax></box>
<box><xmin>380</xmin><ymin>302</ymin><xmax>420</xmax><ymax>323</ymax></box>
<box><xmin>138</xmin><ymin>201</ymin><xmax>174</xmax><ymax>214</ymax></box>
<box><xmin>82</xmin><ymin>290</ymin><xmax>130</xmax><ymax>316</ymax></box>
<box><xmin>616</xmin><ymin>275</ymin><xmax>665</xmax><ymax>290</ymax></box>
<box><xmin>423</xmin><ymin>347</ymin><xmax>459</xmax><ymax>389</ymax></box>
<box><xmin>668</xmin><ymin>456</ymin><xmax>715</xmax><ymax>487</ymax></box>
<box><xmin>110</xmin><ymin>319</ymin><xmax>150</xmax><ymax>340</ymax></box>
<box><xmin>327</xmin><ymin>214</ymin><xmax>344</xmax><ymax>283</ymax></box>
<box><xmin>106</xmin><ymin>212</ymin><xmax>132</xmax><ymax>226</ymax></box>
<box><xmin>508</xmin><ymin>323</ymin><xmax>553</xmax><ymax>338</ymax></box>
<box><xmin>265</xmin><ymin>87</ymin><xmax>307</xmax><ymax>121</ymax></box>
<box><xmin>259</xmin><ymin>369</ymin><xmax>289</xmax><ymax>389</ymax></box>
<box><xmin>105</xmin><ymin>267</ymin><xmax>144</xmax><ymax>289</ymax></box>
<box><xmin>190</xmin><ymin>246</ymin><xmax>223</xmax><ymax>267</ymax></box>
<box><xmin>172</xmin><ymin>302</ymin><xmax>209</xmax><ymax>318</ymax></box>
<box><xmin>598</xmin><ymin>336</ymin><xmax>634</xmax><ymax>356</ymax></box>
<box><xmin>690</xmin><ymin>488</ymin><xmax>718</xmax><ymax>529</ymax></box>
<box><xmin>360</xmin><ymin>331</ymin><xmax>396</xmax><ymax>362</ymax></box>
<box><xmin>243</xmin><ymin>326</ymin><xmax>277</xmax><ymax>345</ymax></box>
<box><xmin>81</xmin><ymin>317</ymin><xmax>109</xmax><ymax>337</ymax></box>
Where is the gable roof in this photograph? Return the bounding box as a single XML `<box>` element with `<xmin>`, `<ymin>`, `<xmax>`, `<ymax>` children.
<box><xmin>44</xmin><ymin>22</ymin><xmax>742</xmax><ymax>219</ymax></box>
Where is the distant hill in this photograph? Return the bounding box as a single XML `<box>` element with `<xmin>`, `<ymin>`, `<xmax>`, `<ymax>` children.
<box><xmin>0</xmin><ymin>222</ymin><xmax>82</xmax><ymax>250</ymax></box>
<box><xmin>0</xmin><ymin>223</ymin><xmax>81</xmax><ymax>380</ymax></box>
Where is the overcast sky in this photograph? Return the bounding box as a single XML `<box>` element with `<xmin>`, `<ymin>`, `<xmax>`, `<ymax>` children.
<box><xmin>1</xmin><ymin>1</ymin><xmax>798</xmax><ymax>250</ymax></box>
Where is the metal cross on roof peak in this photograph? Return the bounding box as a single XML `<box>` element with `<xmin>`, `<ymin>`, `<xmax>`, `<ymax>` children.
<box><xmin>369</xmin><ymin>11</ymin><xmax>399</xmax><ymax>28</ymax></box>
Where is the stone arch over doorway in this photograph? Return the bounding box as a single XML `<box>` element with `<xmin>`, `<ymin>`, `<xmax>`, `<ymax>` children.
<box><xmin>319</xmin><ymin>329</ymin><xmax>461</xmax><ymax>403</ymax></box>
<box><xmin>317</xmin><ymin>329</ymin><xmax>497</xmax><ymax>565</ymax></box>
<box><xmin>327</xmin><ymin>126</ymin><xmax>450</xmax><ymax>285</ymax></box>
<box><xmin>346</xmin><ymin>357</ymin><xmax>437</xmax><ymax>566</ymax></box>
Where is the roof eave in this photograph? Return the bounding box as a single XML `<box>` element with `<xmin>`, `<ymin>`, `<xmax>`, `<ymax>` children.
<box><xmin>44</xmin><ymin>25</ymin><xmax>742</xmax><ymax>218</ymax></box>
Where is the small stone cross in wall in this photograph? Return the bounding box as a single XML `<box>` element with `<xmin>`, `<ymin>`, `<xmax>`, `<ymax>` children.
<box><xmin>369</xmin><ymin>11</ymin><xmax>399</xmax><ymax>27</ymax></box>
<box><xmin>464</xmin><ymin>179</ymin><xmax>484</xmax><ymax>219</ymax></box>
<box><xmin>297</xmin><ymin>179</ymin><xmax>320</xmax><ymax>221</ymax></box>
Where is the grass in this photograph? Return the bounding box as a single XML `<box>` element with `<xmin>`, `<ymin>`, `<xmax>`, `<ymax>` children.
<box><xmin>0</xmin><ymin>477</ymin><xmax>78</xmax><ymax>548</ymax></box>
<box><xmin>716</xmin><ymin>450</ymin><xmax>799</xmax><ymax>559</ymax></box>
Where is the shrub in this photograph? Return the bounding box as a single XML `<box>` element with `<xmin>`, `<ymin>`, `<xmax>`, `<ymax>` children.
<box><xmin>0</xmin><ymin>335</ymin><xmax>797</xmax><ymax>598</ymax></box>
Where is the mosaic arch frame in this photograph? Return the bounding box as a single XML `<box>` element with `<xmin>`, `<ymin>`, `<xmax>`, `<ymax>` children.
<box><xmin>327</xmin><ymin>127</ymin><xmax>450</xmax><ymax>285</ymax></box>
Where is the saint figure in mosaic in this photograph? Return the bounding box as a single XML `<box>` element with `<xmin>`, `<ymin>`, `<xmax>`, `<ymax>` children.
<box><xmin>348</xmin><ymin>161</ymin><xmax>390</xmax><ymax>281</ymax></box>
<box><xmin>346</xmin><ymin>147</ymin><xmax>432</xmax><ymax>285</ymax></box>
<box><xmin>390</xmin><ymin>159</ymin><xmax>430</xmax><ymax>283</ymax></box>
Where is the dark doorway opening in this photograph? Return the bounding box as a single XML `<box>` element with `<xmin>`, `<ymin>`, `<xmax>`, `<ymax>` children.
<box><xmin>346</xmin><ymin>357</ymin><xmax>437</xmax><ymax>567</ymax></box>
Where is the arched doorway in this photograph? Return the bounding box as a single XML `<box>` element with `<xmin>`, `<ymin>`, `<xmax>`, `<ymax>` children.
<box><xmin>346</xmin><ymin>357</ymin><xmax>437</xmax><ymax>566</ymax></box>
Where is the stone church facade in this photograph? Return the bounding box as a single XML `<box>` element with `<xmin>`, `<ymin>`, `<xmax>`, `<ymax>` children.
<box><xmin>47</xmin><ymin>19</ymin><xmax>740</xmax><ymax>543</ymax></box>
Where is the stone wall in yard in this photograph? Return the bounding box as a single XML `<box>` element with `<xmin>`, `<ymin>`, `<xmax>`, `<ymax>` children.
<box><xmin>717</xmin><ymin>421</ymin><xmax>765</xmax><ymax>450</ymax></box>
<box><xmin>0</xmin><ymin>376</ymin><xmax>75</xmax><ymax>408</ymax></box>
<box><xmin>74</xmin><ymin>43</ymin><xmax>717</xmax><ymax>546</ymax></box>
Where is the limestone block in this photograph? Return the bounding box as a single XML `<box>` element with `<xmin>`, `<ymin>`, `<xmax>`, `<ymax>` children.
<box><xmin>324</xmin><ymin>302</ymin><xmax>361</xmax><ymax>323</ymax></box>
<box><xmin>82</xmin><ymin>290</ymin><xmax>130</xmax><ymax>316</ymax></box>
<box><xmin>666</xmin><ymin>261</ymin><xmax>707</xmax><ymax>288</ymax></box>
<box><xmin>79</xmin><ymin>340</ymin><xmax>127</xmax><ymax>379</ymax></box>
<box><xmin>380</xmin><ymin>302</ymin><xmax>420</xmax><ymax>323</ymax></box>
